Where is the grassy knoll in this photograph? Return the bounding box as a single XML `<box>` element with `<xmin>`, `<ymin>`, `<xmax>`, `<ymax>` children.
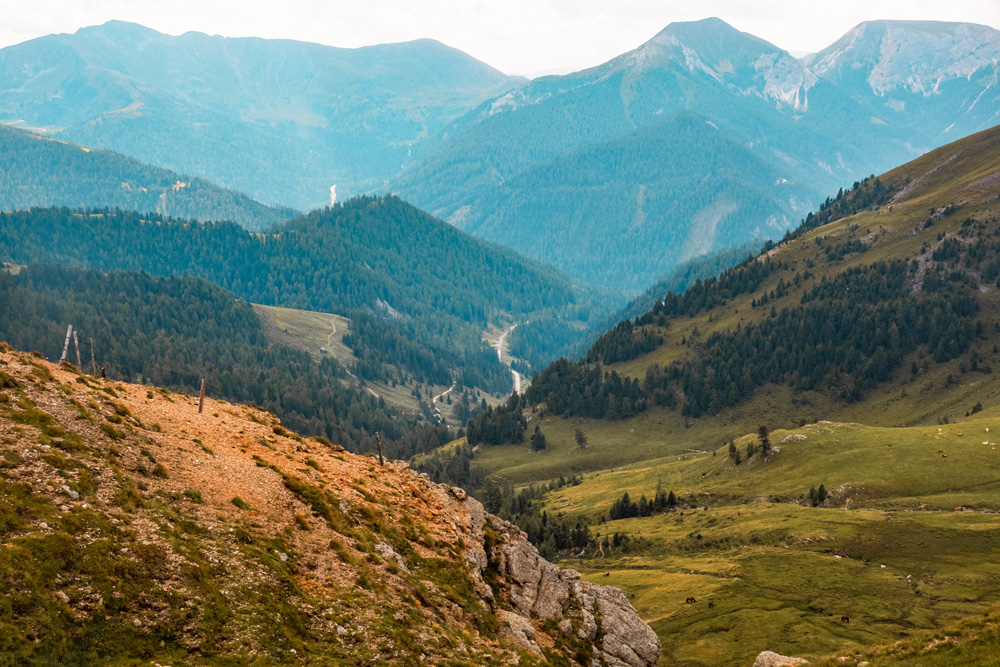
<box><xmin>253</xmin><ymin>303</ymin><xmax>355</xmax><ymax>364</ymax></box>
<box><xmin>253</xmin><ymin>303</ymin><xmax>472</xmax><ymax>421</ymax></box>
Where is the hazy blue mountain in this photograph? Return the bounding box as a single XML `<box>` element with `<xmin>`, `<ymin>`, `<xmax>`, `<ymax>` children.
<box><xmin>804</xmin><ymin>20</ymin><xmax>1000</xmax><ymax>141</ymax></box>
<box><xmin>392</xmin><ymin>18</ymin><xmax>923</xmax><ymax>290</ymax></box>
<box><xmin>0</xmin><ymin>21</ymin><xmax>522</xmax><ymax>208</ymax></box>
<box><xmin>3</xmin><ymin>18</ymin><xmax>999</xmax><ymax>294</ymax></box>
<box><xmin>0</xmin><ymin>124</ymin><xmax>296</xmax><ymax>230</ymax></box>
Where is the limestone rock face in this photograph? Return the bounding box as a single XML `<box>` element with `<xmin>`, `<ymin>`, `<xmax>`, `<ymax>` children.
<box><xmin>434</xmin><ymin>488</ymin><xmax>662</xmax><ymax>667</ymax></box>
<box><xmin>753</xmin><ymin>650</ymin><xmax>810</xmax><ymax>667</ymax></box>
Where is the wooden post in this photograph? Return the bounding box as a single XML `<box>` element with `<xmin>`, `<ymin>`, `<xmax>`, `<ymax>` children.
<box><xmin>198</xmin><ymin>378</ymin><xmax>205</xmax><ymax>414</ymax></box>
<box><xmin>89</xmin><ymin>338</ymin><xmax>97</xmax><ymax>376</ymax></box>
<box><xmin>72</xmin><ymin>331</ymin><xmax>82</xmax><ymax>369</ymax></box>
<box><xmin>376</xmin><ymin>431</ymin><xmax>384</xmax><ymax>466</ymax></box>
<box><xmin>60</xmin><ymin>325</ymin><xmax>73</xmax><ymax>363</ymax></box>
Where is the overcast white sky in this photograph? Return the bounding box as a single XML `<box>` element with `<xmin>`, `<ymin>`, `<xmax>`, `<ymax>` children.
<box><xmin>1</xmin><ymin>0</ymin><xmax>998</xmax><ymax>75</ymax></box>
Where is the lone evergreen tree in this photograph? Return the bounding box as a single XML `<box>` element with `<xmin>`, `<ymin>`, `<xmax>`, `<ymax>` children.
<box><xmin>574</xmin><ymin>427</ymin><xmax>588</xmax><ymax>449</ymax></box>
<box><xmin>758</xmin><ymin>425</ymin><xmax>771</xmax><ymax>457</ymax></box>
<box><xmin>531</xmin><ymin>424</ymin><xmax>547</xmax><ymax>451</ymax></box>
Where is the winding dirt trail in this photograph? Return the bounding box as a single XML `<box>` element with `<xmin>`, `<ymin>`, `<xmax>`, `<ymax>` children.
<box><xmin>332</xmin><ymin>317</ymin><xmax>379</xmax><ymax>398</ymax></box>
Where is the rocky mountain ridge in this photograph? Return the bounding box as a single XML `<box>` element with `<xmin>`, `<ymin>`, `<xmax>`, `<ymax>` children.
<box><xmin>0</xmin><ymin>345</ymin><xmax>659</xmax><ymax>665</ymax></box>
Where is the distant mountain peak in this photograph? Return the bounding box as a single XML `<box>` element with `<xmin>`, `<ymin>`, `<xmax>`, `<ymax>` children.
<box><xmin>622</xmin><ymin>17</ymin><xmax>817</xmax><ymax>110</ymax></box>
<box><xmin>810</xmin><ymin>19</ymin><xmax>1000</xmax><ymax>96</ymax></box>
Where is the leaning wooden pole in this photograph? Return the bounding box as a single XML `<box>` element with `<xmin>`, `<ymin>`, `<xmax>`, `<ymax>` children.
<box><xmin>72</xmin><ymin>330</ymin><xmax>83</xmax><ymax>370</ymax></box>
<box><xmin>376</xmin><ymin>431</ymin><xmax>384</xmax><ymax>466</ymax></box>
<box><xmin>198</xmin><ymin>378</ymin><xmax>205</xmax><ymax>414</ymax></box>
<box><xmin>89</xmin><ymin>338</ymin><xmax>97</xmax><ymax>376</ymax></box>
<box><xmin>59</xmin><ymin>325</ymin><xmax>73</xmax><ymax>363</ymax></box>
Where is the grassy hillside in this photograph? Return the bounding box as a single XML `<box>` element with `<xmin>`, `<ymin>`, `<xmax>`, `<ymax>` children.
<box><xmin>423</xmin><ymin>125</ymin><xmax>1000</xmax><ymax>665</ymax></box>
<box><xmin>0</xmin><ymin>347</ymin><xmax>659</xmax><ymax>666</ymax></box>
<box><xmin>0</xmin><ymin>125</ymin><xmax>297</xmax><ymax>231</ymax></box>
<box><xmin>253</xmin><ymin>304</ymin><xmax>356</xmax><ymax>365</ymax></box>
<box><xmin>537</xmin><ymin>414</ymin><xmax>1000</xmax><ymax>666</ymax></box>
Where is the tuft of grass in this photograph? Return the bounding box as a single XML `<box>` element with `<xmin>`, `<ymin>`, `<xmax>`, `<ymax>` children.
<box><xmin>231</xmin><ymin>497</ymin><xmax>251</xmax><ymax>511</ymax></box>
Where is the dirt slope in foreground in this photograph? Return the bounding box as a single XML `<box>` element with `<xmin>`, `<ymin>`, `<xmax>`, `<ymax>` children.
<box><xmin>0</xmin><ymin>345</ymin><xmax>659</xmax><ymax>666</ymax></box>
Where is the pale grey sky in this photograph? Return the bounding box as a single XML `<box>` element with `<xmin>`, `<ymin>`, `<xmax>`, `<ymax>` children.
<box><xmin>1</xmin><ymin>0</ymin><xmax>998</xmax><ymax>75</ymax></box>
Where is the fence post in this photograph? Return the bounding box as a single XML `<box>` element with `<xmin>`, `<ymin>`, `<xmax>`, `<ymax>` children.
<box><xmin>60</xmin><ymin>325</ymin><xmax>73</xmax><ymax>363</ymax></box>
<box><xmin>198</xmin><ymin>378</ymin><xmax>205</xmax><ymax>414</ymax></box>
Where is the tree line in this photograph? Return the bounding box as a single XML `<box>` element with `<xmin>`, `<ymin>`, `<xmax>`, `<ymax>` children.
<box><xmin>0</xmin><ymin>264</ymin><xmax>453</xmax><ymax>455</ymax></box>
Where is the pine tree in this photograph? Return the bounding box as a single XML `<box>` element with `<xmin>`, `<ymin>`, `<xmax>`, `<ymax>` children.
<box><xmin>758</xmin><ymin>425</ymin><xmax>771</xmax><ymax>457</ymax></box>
<box><xmin>531</xmin><ymin>424</ymin><xmax>547</xmax><ymax>451</ymax></box>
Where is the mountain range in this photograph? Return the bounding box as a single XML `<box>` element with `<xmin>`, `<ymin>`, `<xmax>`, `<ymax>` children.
<box><xmin>0</xmin><ymin>20</ymin><xmax>521</xmax><ymax>209</ymax></box>
<box><xmin>3</xmin><ymin>18</ymin><xmax>998</xmax><ymax>291</ymax></box>
<box><xmin>394</xmin><ymin>18</ymin><xmax>1000</xmax><ymax>289</ymax></box>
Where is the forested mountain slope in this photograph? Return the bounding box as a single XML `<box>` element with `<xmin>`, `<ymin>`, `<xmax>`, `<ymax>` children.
<box><xmin>0</xmin><ymin>197</ymin><xmax>606</xmax><ymax>393</ymax></box>
<box><xmin>468</xmin><ymin>122</ymin><xmax>1000</xmax><ymax>481</ymax></box>
<box><xmin>0</xmin><ymin>21</ymin><xmax>521</xmax><ymax>208</ymax></box>
<box><xmin>0</xmin><ymin>265</ymin><xmax>442</xmax><ymax>455</ymax></box>
<box><xmin>0</xmin><ymin>125</ymin><xmax>296</xmax><ymax>231</ymax></box>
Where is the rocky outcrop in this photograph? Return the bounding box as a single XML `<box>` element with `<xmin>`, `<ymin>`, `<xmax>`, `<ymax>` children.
<box><xmin>436</xmin><ymin>486</ymin><xmax>661</xmax><ymax>667</ymax></box>
<box><xmin>753</xmin><ymin>650</ymin><xmax>809</xmax><ymax>667</ymax></box>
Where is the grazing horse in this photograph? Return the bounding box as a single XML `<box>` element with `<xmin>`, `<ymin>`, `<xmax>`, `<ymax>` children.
<box><xmin>685</xmin><ymin>597</ymin><xmax>697</xmax><ymax>604</ymax></box>
<box><xmin>841</xmin><ymin>615</ymin><xmax>850</xmax><ymax>623</ymax></box>
<box><xmin>603</xmin><ymin>572</ymin><xmax>610</xmax><ymax>577</ymax></box>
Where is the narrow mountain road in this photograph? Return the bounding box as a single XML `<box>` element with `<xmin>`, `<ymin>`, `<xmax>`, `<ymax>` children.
<box><xmin>494</xmin><ymin>324</ymin><xmax>521</xmax><ymax>395</ymax></box>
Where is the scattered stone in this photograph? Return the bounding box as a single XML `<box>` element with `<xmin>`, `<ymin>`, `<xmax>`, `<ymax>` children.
<box><xmin>449</xmin><ymin>486</ymin><xmax>467</xmax><ymax>501</ymax></box>
<box><xmin>558</xmin><ymin>619</ymin><xmax>573</xmax><ymax>634</ymax></box>
<box><xmin>376</xmin><ymin>541</ymin><xmax>410</xmax><ymax>573</ymax></box>
<box><xmin>132</xmin><ymin>618</ymin><xmax>142</xmax><ymax>627</ymax></box>
<box><xmin>54</xmin><ymin>591</ymin><xmax>70</xmax><ymax>604</ymax></box>
<box><xmin>68</xmin><ymin>490</ymin><xmax>80</xmax><ymax>500</ymax></box>
<box><xmin>753</xmin><ymin>650</ymin><xmax>809</xmax><ymax>667</ymax></box>
<box><xmin>276</xmin><ymin>551</ymin><xmax>288</xmax><ymax>562</ymax></box>
<box><xmin>336</xmin><ymin>625</ymin><xmax>348</xmax><ymax>637</ymax></box>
